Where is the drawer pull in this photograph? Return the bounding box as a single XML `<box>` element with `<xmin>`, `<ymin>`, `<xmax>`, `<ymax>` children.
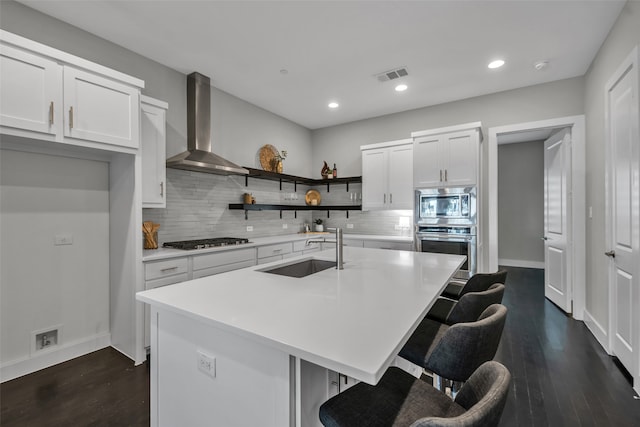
<box><xmin>160</xmin><ymin>266</ymin><xmax>178</xmax><ymax>272</ymax></box>
<box><xmin>273</xmin><ymin>249</ymin><xmax>282</xmax><ymax>253</ymax></box>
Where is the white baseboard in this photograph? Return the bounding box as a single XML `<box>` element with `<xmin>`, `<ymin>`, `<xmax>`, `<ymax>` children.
<box><xmin>498</xmin><ymin>258</ymin><xmax>545</xmax><ymax>269</ymax></box>
<box><xmin>583</xmin><ymin>309</ymin><xmax>609</xmax><ymax>353</ymax></box>
<box><xmin>1</xmin><ymin>332</ymin><xmax>111</xmax><ymax>383</ymax></box>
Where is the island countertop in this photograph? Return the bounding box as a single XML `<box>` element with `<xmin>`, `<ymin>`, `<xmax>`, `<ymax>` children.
<box><xmin>137</xmin><ymin>247</ymin><xmax>465</xmax><ymax>384</ymax></box>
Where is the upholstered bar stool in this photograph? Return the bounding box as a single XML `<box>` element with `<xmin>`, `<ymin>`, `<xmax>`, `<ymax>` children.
<box><xmin>427</xmin><ymin>283</ymin><xmax>505</xmax><ymax>325</ymax></box>
<box><xmin>319</xmin><ymin>361</ymin><xmax>511</xmax><ymax>427</ymax></box>
<box><xmin>441</xmin><ymin>270</ymin><xmax>508</xmax><ymax>300</ymax></box>
<box><xmin>399</xmin><ymin>304</ymin><xmax>507</xmax><ymax>393</ymax></box>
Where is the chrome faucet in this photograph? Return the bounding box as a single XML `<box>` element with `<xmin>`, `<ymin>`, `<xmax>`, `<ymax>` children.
<box><xmin>306</xmin><ymin>227</ymin><xmax>344</xmax><ymax>269</ymax></box>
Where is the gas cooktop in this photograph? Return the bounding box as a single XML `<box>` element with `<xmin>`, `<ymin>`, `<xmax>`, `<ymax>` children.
<box><xmin>163</xmin><ymin>237</ymin><xmax>250</xmax><ymax>250</ymax></box>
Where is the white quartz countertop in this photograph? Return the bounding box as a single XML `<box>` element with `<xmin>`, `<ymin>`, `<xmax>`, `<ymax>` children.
<box><xmin>142</xmin><ymin>233</ymin><xmax>414</xmax><ymax>262</ymax></box>
<box><xmin>137</xmin><ymin>247</ymin><xmax>464</xmax><ymax>384</ymax></box>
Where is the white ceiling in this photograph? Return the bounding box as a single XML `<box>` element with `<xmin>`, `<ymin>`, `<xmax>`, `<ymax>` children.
<box><xmin>18</xmin><ymin>0</ymin><xmax>625</xmax><ymax>130</ymax></box>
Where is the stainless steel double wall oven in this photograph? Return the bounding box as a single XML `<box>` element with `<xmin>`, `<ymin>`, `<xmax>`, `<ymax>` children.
<box><xmin>415</xmin><ymin>186</ymin><xmax>477</xmax><ymax>279</ymax></box>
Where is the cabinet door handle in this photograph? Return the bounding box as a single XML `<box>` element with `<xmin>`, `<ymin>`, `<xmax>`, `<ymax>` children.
<box><xmin>69</xmin><ymin>106</ymin><xmax>74</xmax><ymax>129</ymax></box>
<box><xmin>440</xmin><ymin>170</ymin><xmax>443</xmax><ymax>181</ymax></box>
<box><xmin>49</xmin><ymin>102</ymin><xmax>54</xmax><ymax>125</ymax></box>
<box><xmin>389</xmin><ymin>193</ymin><xmax>393</xmax><ymax>204</ymax></box>
<box><xmin>383</xmin><ymin>193</ymin><xmax>386</xmax><ymax>204</ymax></box>
<box><xmin>160</xmin><ymin>182</ymin><xmax>164</xmax><ymax>197</ymax></box>
<box><xmin>444</xmin><ymin>169</ymin><xmax>448</xmax><ymax>181</ymax></box>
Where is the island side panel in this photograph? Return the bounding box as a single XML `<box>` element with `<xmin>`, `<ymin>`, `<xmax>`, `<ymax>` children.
<box><xmin>151</xmin><ymin>307</ymin><xmax>291</xmax><ymax>427</ymax></box>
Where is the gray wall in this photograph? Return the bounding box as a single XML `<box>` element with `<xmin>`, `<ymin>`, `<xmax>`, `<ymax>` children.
<box><xmin>497</xmin><ymin>141</ymin><xmax>544</xmax><ymax>265</ymax></box>
<box><xmin>583</xmin><ymin>0</ymin><xmax>640</xmax><ymax>328</ymax></box>
<box><xmin>311</xmin><ymin>77</ymin><xmax>584</xmax><ymax>178</ymax></box>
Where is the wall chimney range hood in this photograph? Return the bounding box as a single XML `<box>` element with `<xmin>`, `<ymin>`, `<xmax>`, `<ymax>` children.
<box><xmin>166</xmin><ymin>72</ymin><xmax>248</xmax><ymax>176</ymax></box>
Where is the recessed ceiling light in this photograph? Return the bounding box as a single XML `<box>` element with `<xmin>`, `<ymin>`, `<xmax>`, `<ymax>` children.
<box><xmin>488</xmin><ymin>59</ymin><xmax>505</xmax><ymax>69</ymax></box>
<box><xmin>395</xmin><ymin>84</ymin><xmax>408</xmax><ymax>92</ymax></box>
<box><xmin>328</xmin><ymin>102</ymin><xmax>339</xmax><ymax>109</ymax></box>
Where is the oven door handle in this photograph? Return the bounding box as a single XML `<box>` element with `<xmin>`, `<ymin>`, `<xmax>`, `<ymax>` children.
<box><xmin>417</xmin><ymin>234</ymin><xmax>475</xmax><ymax>242</ymax></box>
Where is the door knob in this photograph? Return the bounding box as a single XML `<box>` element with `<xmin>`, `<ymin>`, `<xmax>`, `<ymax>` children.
<box><xmin>541</xmin><ymin>236</ymin><xmax>548</xmax><ymax>241</ymax></box>
<box><xmin>604</xmin><ymin>250</ymin><xmax>615</xmax><ymax>258</ymax></box>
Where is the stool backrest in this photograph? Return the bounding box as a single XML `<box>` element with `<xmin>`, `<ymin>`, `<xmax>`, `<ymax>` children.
<box><xmin>426</xmin><ymin>304</ymin><xmax>507</xmax><ymax>382</ymax></box>
<box><xmin>460</xmin><ymin>270</ymin><xmax>508</xmax><ymax>297</ymax></box>
<box><xmin>447</xmin><ymin>284</ymin><xmax>505</xmax><ymax>325</ymax></box>
<box><xmin>411</xmin><ymin>361</ymin><xmax>511</xmax><ymax>427</ymax></box>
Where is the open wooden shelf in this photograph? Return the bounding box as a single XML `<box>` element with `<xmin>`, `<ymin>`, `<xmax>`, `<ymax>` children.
<box><xmin>228</xmin><ymin>203</ymin><xmax>362</xmax><ymax>220</ymax></box>
<box><xmin>243</xmin><ymin>167</ymin><xmax>361</xmax><ymax>192</ymax></box>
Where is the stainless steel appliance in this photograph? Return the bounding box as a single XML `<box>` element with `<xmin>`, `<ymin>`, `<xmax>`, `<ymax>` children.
<box><xmin>415</xmin><ymin>186</ymin><xmax>476</xmax><ymax>227</ymax></box>
<box><xmin>163</xmin><ymin>237</ymin><xmax>250</xmax><ymax>250</ymax></box>
<box><xmin>415</xmin><ymin>226</ymin><xmax>476</xmax><ymax>279</ymax></box>
<box><xmin>415</xmin><ymin>187</ymin><xmax>477</xmax><ymax>278</ymax></box>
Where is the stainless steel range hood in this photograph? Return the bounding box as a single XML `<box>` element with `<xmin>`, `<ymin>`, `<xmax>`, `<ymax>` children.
<box><xmin>166</xmin><ymin>72</ymin><xmax>248</xmax><ymax>175</ymax></box>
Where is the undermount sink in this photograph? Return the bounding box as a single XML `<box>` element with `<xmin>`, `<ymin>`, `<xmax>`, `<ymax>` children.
<box><xmin>261</xmin><ymin>259</ymin><xmax>337</xmax><ymax>278</ymax></box>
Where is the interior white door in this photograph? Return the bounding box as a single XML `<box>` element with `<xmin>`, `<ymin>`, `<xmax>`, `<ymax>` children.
<box><xmin>543</xmin><ymin>128</ymin><xmax>572</xmax><ymax>313</ymax></box>
<box><xmin>605</xmin><ymin>47</ymin><xmax>639</xmax><ymax>380</ymax></box>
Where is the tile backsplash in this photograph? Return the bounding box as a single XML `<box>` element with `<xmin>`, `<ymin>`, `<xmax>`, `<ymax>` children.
<box><xmin>143</xmin><ymin>169</ymin><xmax>413</xmax><ymax>244</ymax></box>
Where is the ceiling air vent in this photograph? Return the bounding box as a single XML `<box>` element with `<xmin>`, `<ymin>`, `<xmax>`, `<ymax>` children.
<box><xmin>375</xmin><ymin>67</ymin><xmax>409</xmax><ymax>82</ymax></box>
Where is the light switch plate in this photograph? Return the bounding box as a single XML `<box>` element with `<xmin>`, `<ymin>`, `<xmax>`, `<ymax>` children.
<box><xmin>197</xmin><ymin>350</ymin><xmax>216</xmax><ymax>378</ymax></box>
<box><xmin>246</xmin><ymin>226</ymin><xmax>253</xmax><ymax>232</ymax></box>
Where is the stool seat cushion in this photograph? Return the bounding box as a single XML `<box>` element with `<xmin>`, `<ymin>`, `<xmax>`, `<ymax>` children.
<box><xmin>398</xmin><ymin>318</ymin><xmax>449</xmax><ymax>368</ymax></box>
<box><xmin>425</xmin><ymin>298</ymin><xmax>456</xmax><ymax>324</ymax></box>
<box><xmin>442</xmin><ymin>282</ymin><xmax>465</xmax><ymax>299</ymax></box>
<box><xmin>319</xmin><ymin>367</ymin><xmax>465</xmax><ymax>427</ymax></box>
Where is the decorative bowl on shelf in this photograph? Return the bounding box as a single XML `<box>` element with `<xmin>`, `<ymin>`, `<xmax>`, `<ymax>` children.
<box><xmin>305</xmin><ymin>189</ymin><xmax>321</xmax><ymax>206</ymax></box>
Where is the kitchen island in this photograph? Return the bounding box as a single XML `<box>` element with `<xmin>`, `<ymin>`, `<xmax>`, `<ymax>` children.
<box><xmin>137</xmin><ymin>247</ymin><xmax>465</xmax><ymax>427</ymax></box>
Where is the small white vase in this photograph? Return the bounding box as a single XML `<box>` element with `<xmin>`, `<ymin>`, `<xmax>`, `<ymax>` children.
<box><xmin>315</xmin><ymin>224</ymin><xmax>324</xmax><ymax>232</ymax></box>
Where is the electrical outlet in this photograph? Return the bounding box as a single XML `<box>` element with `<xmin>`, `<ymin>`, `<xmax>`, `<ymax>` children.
<box><xmin>197</xmin><ymin>351</ymin><xmax>216</xmax><ymax>378</ymax></box>
<box><xmin>282</xmin><ymin>223</ymin><xmax>288</xmax><ymax>229</ymax></box>
<box><xmin>346</xmin><ymin>224</ymin><xmax>354</xmax><ymax>229</ymax></box>
<box><xmin>54</xmin><ymin>234</ymin><xmax>73</xmax><ymax>246</ymax></box>
<box><xmin>246</xmin><ymin>225</ymin><xmax>253</xmax><ymax>232</ymax></box>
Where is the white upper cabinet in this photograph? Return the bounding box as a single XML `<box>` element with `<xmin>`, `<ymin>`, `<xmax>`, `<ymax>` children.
<box><xmin>141</xmin><ymin>96</ymin><xmax>168</xmax><ymax>208</ymax></box>
<box><xmin>0</xmin><ymin>30</ymin><xmax>144</xmax><ymax>153</ymax></box>
<box><xmin>63</xmin><ymin>66</ymin><xmax>140</xmax><ymax>149</ymax></box>
<box><xmin>361</xmin><ymin>139</ymin><xmax>413</xmax><ymax>210</ymax></box>
<box><xmin>0</xmin><ymin>44</ymin><xmax>62</xmax><ymax>138</ymax></box>
<box><xmin>412</xmin><ymin>122</ymin><xmax>482</xmax><ymax>188</ymax></box>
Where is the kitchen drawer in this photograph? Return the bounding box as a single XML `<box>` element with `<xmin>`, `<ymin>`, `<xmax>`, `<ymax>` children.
<box><xmin>192</xmin><ymin>248</ymin><xmax>256</xmax><ymax>270</ymax></box>
<box><xmin>293</xmin><ymin>239</ymin><xmax>314</xmax><ymax>252</ymax></box>
<box><xmin>344</xmin><ymin>239</ymin><xmax>364</xmax><ymax>248</ymax></box>
<box><xmin>257</xmin><ymin>242</ymin><xmax>292</xmax><ymax>259</ymax></box>
<box><xmin>192</xmin><ymin>259</ymin><xmax>256</xmax><ymax>279</ymax></box>
<box><xmin>145</xmin><ymin>257</ymin><xmax>188</xmax><ymax>281</ymax></box>
<box><xmin>363</xmin><ymin>240</ymin><xmax>414</xmax><ymax>251</ymax></box>
<box><xmin>257</xmin><ymin>254</ymin><xmax>284</xmax><ymax>265</ymax></box>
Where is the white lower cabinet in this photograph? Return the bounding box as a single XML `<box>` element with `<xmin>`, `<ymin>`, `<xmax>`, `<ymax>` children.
<box><xmin>257</xmin><ymin>242</ymin><xmax>293</xmax><ymax>264</ymax></box>
<box><xmin>144</xmin><ymin>273</ymin><xmax>189</xmax><ymax>348</ymax></box>
<box><xmin>192</xmin><ymin>248</ymin><xmax>256</xmax><ymax>278</ymax></box>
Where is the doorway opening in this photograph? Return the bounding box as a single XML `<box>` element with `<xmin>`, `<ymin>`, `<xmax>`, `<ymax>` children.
<box><xmin>487</xmin><ymin>115</ymin><xmax>586</xmax><ymax>320</ymax></box>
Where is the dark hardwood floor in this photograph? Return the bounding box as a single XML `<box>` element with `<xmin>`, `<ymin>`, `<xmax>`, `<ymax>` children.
<box><xmin>496</xmin><ymin>266</ymin><xmax>640</xmax><ymax>426</ymax></box>
<box><xmin>0</xmin><ymin>347</ymin><xmax>149</xmax><ymax>426</ymax></box>
<box><xmin>1</xmin><ymin>266</ymin><xmax>638</xmax><ymax>426</ymax></box>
